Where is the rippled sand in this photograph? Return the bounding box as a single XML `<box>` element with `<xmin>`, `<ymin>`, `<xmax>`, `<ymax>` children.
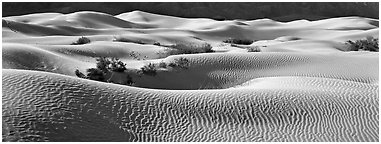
<box><xmin>2</xmin><ymin>11</ymin><xmax>379</xmax><ymax>142</ymax></box>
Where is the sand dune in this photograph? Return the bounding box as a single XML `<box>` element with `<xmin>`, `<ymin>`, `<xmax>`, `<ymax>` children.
<box><xmin>2</xmin><ymin>69</ymin><xmax>378</xmax><ymax>141</ymax></box>
<box><xmin>2</xmin><ymin>11</ymin><xmax>379</xmax><ymax>142</ymax></box>
<box><xmin>128</xmin><ymin>52</ymin><xmax>378</xmax><ymax>90</ymax></box>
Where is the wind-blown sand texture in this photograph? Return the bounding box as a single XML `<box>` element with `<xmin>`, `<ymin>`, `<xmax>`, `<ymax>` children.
<box><xmin>2</xmin><ymin>11</ymin><xmax>379</xmax><ymax>142</ymax></box>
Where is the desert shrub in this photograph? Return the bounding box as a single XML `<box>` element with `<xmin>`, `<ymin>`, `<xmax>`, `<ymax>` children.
<box><xmin>74</xmin><ymin>69</ymin><xmax>86</xmax><ymax>78</ymax></box>
<box><xmin>168</xmin><ymin>62</ymin><xmax>177</xmax><ymax>67</ymax></box>
<box><xmin>140</xmin><ymin>63</ymin><xmax>157</xmax><ymax>76</ymax></box>
<box><xmin>223</xmin><ymin>38</ymin><xmax>254</xmax><ymax>45</ymax></box>
<box><xmin>108</xmin><ymin>58</ymin><xmax>127</xmax><ymax>72</ymax></box>
<box><xmin>153</xmin><ymin>41</ymin><xmax>161</xmax><ymax>46</ymax></box>
<box><xmin>168</xmin><ymin>57</ymin><xmax>190</xmax><ymax>69</ymax></box>
<box><xmin>345</xmin><ymin>36</ymin><xmax>378</xmax><ymax>52</ymax></box>
<box><xmin>247</xmin><ymin>46</ymin><xmax>261</xmax><ymax>52</ymax></box>
<box><xmin>164</xmin><ymin>43</ymin><xmax>215</xmax><ymax>56</ymax></box>
<box><xmin>158</xmin><ymin>61</ymin><xmax>167</xmax><ymax>68</ymax></box>
<box><xmin>129</xmin><ymin>51</ymin><xmax>143</xmax><ymax>60</ymax></box>
<box><xmin>86</xmin><ymin>68</ymin><xmax>105</xmax><ymax>81</ymax></box>
<box><xmin>75</xmin><ymin>57</ymin><xmax>132</xmax><ymax>84</ymax></box>
<box><xmin>95</xmin><ymin>57</ymin><xmax>127</xmax><ymax>72</ymax></box>
<box><xmin>156</xmin><ymin>43</ymin><xmax>214</xmax><ymax>58</ymax></box>
<box><xmin>72</xmin><ymin>36</ymin><xmax>91</xmax><ymax>45</ymax></box>
<box><xmin>95</xmin><ymin>57</ymin><xmax>110</xmax><ymax>72</ymax></box>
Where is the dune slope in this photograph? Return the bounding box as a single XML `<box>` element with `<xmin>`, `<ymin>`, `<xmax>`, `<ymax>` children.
<box><xmin>2</xmin><ymin>11</ymin><xmax>379</xmax><ymax>142</ymax></box>
<box><xmin>2</xmin><ymin>69</ymin><xmax>379</xmax><ymax>142</ymax></box>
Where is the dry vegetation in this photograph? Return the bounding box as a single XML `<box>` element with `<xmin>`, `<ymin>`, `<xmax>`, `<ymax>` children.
<box><xmin>345</xmin><ymin>36</ymin><xmax>378</xmax><ymax>52</ymax></box>
<box><xmin>71</xmin><ymin>36</ymin><xmax>91</xmax><ymax>45</ymax></box>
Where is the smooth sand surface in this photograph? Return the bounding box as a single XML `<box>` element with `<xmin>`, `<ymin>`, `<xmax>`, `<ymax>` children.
<box><xmin>2</xmin><ymin>11</ymin><xmax>379</xmax><ymax>142</ymax></box>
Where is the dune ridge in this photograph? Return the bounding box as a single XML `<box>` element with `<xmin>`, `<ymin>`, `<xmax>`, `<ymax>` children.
<box><xmin>2</xmin><ymin>11</ymin><xmax>379</xmax><ymax>142</ymax></box>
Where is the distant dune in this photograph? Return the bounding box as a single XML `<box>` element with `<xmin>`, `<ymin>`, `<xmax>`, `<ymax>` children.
<box><xmin>3</xmin><ymin>2</ymin><xmax>378</xmax><ymax>21</ymax></box>
<box><xmin>2</xmin><ymin>10</ymin><xmax>379</xmax><ymax>142</ymax></box>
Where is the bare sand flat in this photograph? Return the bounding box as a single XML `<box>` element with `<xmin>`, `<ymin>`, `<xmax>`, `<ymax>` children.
<box><xmin>2</xmin><ymin>11</ymin><xmax>379</xmax><ymax>142</ymax></box>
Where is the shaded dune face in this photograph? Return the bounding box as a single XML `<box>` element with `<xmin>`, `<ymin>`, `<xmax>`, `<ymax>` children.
<box><xmin>2</xmin><ymin>70</ymin><xmax>379</xmax><ymax>142</ymax></box>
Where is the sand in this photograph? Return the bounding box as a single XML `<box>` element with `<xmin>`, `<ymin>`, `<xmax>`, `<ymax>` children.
<box><xmin>2</xmin><ymin>11</ymin><xmax>379</xmax><ymax>142</ymax></box>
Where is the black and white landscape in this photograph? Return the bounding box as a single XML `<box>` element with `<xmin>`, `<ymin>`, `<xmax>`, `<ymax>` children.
<box><xmin>2</xmin><ymin>2</ymin><xmax>379</xmax><ymax>142</ymax></box>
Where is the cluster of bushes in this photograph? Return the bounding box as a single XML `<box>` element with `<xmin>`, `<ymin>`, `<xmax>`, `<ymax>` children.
<box><xmin>168</xmin><ymin>57</ymin><xmax>190</xmax><ymax>69</ymax></box>
<box><xmin>157</xmin><ymin>43</ymin><xmax>214</xmax><ymax>58</ymax></box>
<box><xmin>168</xmin><ymin>43</ymin><xmax>214</xmax><ymax>54</ymax></box>
<box><xmin>72</xmin><ymin>36</ymin><xmax>91</xmax><ymax>45</ymax></box>
<box><xmin>128</xmin><ymin>51</ymin><xmax>148</xmax><ymax>61</ymax></box>
<box><xmin>223</xmin><ymin>38</ymin><xmax>254</xmax><ymax>45</ymax></box>
<box><xmin>345</xmin><ymin>36</ymin><xmax>378</xmax><ymax>52</ymax></box>
<box><xmin>139</xmin><ymin>57</ymin><xmax>190</xmax><ymax>76</ymax></box>
<box><xmin>140</xmin><ymin>63</ymin><xmax>157</xmax><ymax>76</ymax></box>
<box><xmin>247</xmin><ymin>46</ymin><xmax>261</xmax><ymax>52</ymax></box>
<box><xmin>76</xmin><ymin>56</ymin><xmax>191</xmax><ymax>86</ymax></box>
<box><xmin>75</xmin><ymin>57</ymin><xmax>133</xmax><ymax>85</ymax></box>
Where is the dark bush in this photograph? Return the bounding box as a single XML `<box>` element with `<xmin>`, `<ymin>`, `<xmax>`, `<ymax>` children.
<box><xmin>108</xmin><ymin>58</ymin><xmax>127</xmax><ymax>72</ymax></box>
<box><xmin>96</xmin><ymin>57</ymin><xmax>110</xmax><ymax>72</ymax></box>
<box><xmin>86</xmin><ymin>68</ymin><xmax>105</xmax><ymax>81</ymax></box>
<box><xmin>75</xmin><ymin>69</ymin><xmax>86</xmax><ymax>78</ymax></box>
<box><xmin>129</xmin><ymin>51</ymin><xmax>142</xmax><ymax>60</ymax></box>
<box><xmin>72</xmin><ymin>36</ymin><xmax>91</xmax><ymax>45</ymax></box>
<box><xmin>168</xmin><ymin>57</ymin><xmax>190</xmax><ymax>69</ymax></box>
<box><xmin>247</xmin><ymin>46</ymin><xmax>261</xmax><ymax>52</ymax></box>
<box><xmin>158</xmin><ymin>61</ymin><xmax>167</xmax><ymax>68</ymax></box>
<box><xmin>140</xmin><ymin>63</ymin><xmax>157</xmax><ymax>76</ymax></box>
<box><xmin>75</xmin><ymin>57</ymin><xmax>132</xmax><ymax>84</ymax></box>
<box><xmin>95</xmin><ymin>57</ymin><xmax>127</xmax><ymax>72</ymax></box>
<box><xmin>345</xmin><ymin>36</ymin><xmax>378</xmax><ymax>52</ymax></box>
<box><xmin>168</xmin><ymin>43</ymin><xmax>214</xmax><ymax>55</ymax></box>
<box><xmin>157</xmin><ymin>43</ymin><xmax>214</xmax><ymax>58</ymax></box>
<box><xmin>223</xmin><ymin>38</ymin><xmax>254</xmax><ymax>45</ymax></box>
<box><xmin>153</xmin><ymin>41</ymin><xmax>161</xmax><ymax>46</ymax></box>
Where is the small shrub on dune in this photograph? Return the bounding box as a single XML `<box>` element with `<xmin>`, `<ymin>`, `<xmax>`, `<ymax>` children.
<box><xmin>223</xmin><ymin>38</ymin><xmax>254</xmax><ymax>45</ymax></box>
<box><xmin>153</xmin><ymin>41</ymin><xmax>161</xmax><ymax>46</ymax></box>
<box><xmin>247</xmin><ymin>46</ymin><xmax>261</xmax><ymax>52</ymax></box>
<box><xmin>95</xmin><ymin>57</ymin><xmax>110</xmax><ymax>72</ymax></box>
<box><xmin>75</xmin><ymin>57</ymin><xmax>134</xmax><ymax>85</ymax></box>
<box><xmin>96</xmin><ymin>57</ymin><xmax>127</xmax><ymax>72</ymax></box>
<box><xmin>158</xmin><ymin>61</ymin><xmax>167</xmax><ymax>68</ymax></box>
<box><xmin>75</xmin><ymin>69</ymin><xmax>86</xmax><ymax>78</ymax></box>
<box><xmin>86</xmin><ymin>68</ymin><xmax>105</xmax><ymax>81</ymax></box>
<box><xmin>168</xmin><ymin>57</ymin><xmax>190</xmax><ymax>69</ymax></box>
<box><xmin>72</xmin><ymin>36</ymin><xmax>91</xmax><ymax>45</ymax></box>
<box><xmin>164</xmin><ymin>43</ymin><xmax>215</xmax><ymax>56</ymax></box>
<box><xmin>140</xmin><ymin>63</ymin><xmax>157</xmax><ymax>76</ymax></box>
<box><xmin>345</xmin><ymin>36</ymin><xmax>379</xmax><ymax>52</ymax></box>
<box><xmin>129</xmin><ymin>51</ymin><xmax>142</xmax><ymax>60</ymax></box>
<box><xmin>108</xmin><ymin>58</ymin><xmax>127</xmax><ymax>72</ymax></box>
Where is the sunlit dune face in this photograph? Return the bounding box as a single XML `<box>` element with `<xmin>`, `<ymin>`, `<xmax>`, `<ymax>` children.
<box><xmin>2</xmin><ymin>9</ymin><xmax>379</xmax><ymax>142</ymax></box>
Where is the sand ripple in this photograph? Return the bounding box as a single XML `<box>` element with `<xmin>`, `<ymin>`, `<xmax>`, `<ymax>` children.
<box><xmin>2</xmin><ymin>69</ymin><xmax>378</xmax><ymax>142</ymax></box>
